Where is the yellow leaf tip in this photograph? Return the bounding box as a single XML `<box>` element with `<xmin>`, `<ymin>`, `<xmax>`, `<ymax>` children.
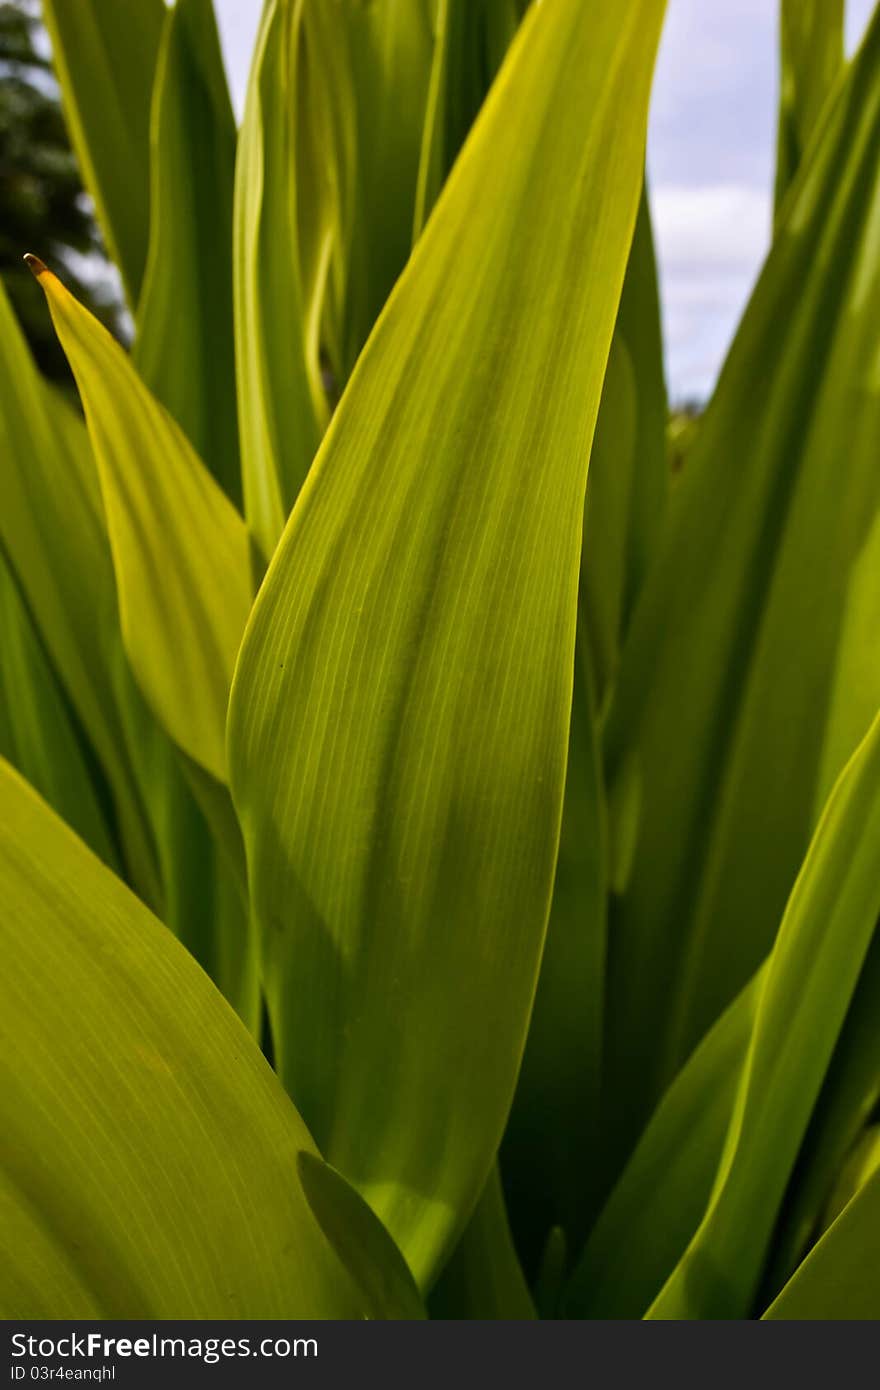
<box><xmin>23</xmin><ymin>254</ymin><xmax>48</xmax><ymax>279</ymax></box>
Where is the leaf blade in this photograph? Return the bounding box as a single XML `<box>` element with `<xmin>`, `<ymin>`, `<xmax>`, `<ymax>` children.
<box><xmin>229</xmin><ymin>0</ymin><xmax>666</xmax><ymax>1286</ymax></box>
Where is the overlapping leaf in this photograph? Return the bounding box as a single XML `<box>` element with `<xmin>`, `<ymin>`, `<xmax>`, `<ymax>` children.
<box><xmin>0</xmin><ymin>278</ymin><xmax>160</xmax><ymax>906</ymax></box>
<box><xmin>33</xmin><ymin>261</ymin><xmax>253</xmax><ymax>786</ymax></box>
<box><xmin>775</xmin><ymin>0</ymin><xmax>845</xmax><ymax>218</ymax></box>
<box><xmin>413</xmin><ymin>0</ymin><xmax>522</xmax><ymax>237</ymax></box>
<box><xmin>602</xmin><ymin>9</ymin><xmax>880</xmax><ymax>1166</ymax></box>
<box><xmin>429</xmin><ymin>1167</ymin><xmax>535</xmax><ymax>1319</ymax></box>
<box><xmin>0</xmin><ymin>758</ymin><xmax>396</xmax><ymax>1319</ymax></box>
<box><xmin>764</xmin><ymin>1166</ymin><xmax>880</xmax><ymax>1319</ymax></box>
<box><xmin>0</xmin><ymin>550</ymin><xmax>117</xmax><ymax>870</ymax></box>
<box><xmin>135</xmin><ymin>0</ymin><xmax>240</xmax><ymax>504</ymax></box>
<box><xmin>233</xmin><ymin>0</ymin><xmax>326</xmax><ymax>556</ymax></box>
<box><xmin>228</xmin><ymin>0</ymin><xmax>667</xmax><ymax>1287</ymax></box>
<box><xmin>649</xmin><ymin>712</ymin><xmax>880</xmax><ymax>1318</ymax></box>
<box><xmin>41</xmin><ymin>0</ymin><xmax>164</xmax><ymax>305</ymax></box>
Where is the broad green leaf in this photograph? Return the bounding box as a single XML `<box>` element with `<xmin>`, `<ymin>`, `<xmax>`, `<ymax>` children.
<box><xmin>565</xmin><ymin>970</ymin><xmax>760</xmax><ymax>1318</ymax></box>
<box><xmin>602</xmin><ymin>10</ymin><xmax>880</xmax><ymax>1166</ymax></box>
<box><xmin>228</xmin><ymin>0</ymin><xmax>666</xmax><ymax>1287</ymax></box>
<box><xmin>649</xmin><ymin>712</ymin><xmax>880</xmax><ymax>1318</ymax></box>
<box><xmin>764</xmin><ymin>1166</ymin><xmax>880</xmax><ymax>1319</ymax></box>
<box><xmin>135</xmin><ymin>0</ymin><xmax>240</xmax><ymax>506</ymax></box>
<box><xmin>0</xmin><ymin>277</ymin><xmax>161</xmax><ymax>906</ymax></box>
<box><xmin>760</xmin><ymin>931</ymin><xmax>880</xmax><ymax>1298</ymax></box>
<box><xmin>33</xmin><ymin>260</ymin><xmax>253</xmax><ymax>786</ymax></box>
<box><xmin>775</xmin><ymin>0</ymin><xmax>845</xmax><ymax>219</ymax></box>
<box><xmin>502</xmin><ymin>629</ymin><xmax>606</xmax><ymax>1270</ymax></box>
<box><xmin>233</xmin><ymin>0</ymin><xmax>326</xmax><ymax>556</ymax></box>
<box><xmin>0</xmin><ymin>757</ymin><xmax>378</xmax><ymax>1319</ymax></box>
<box><xmin>0</xmin><ymin>550</ymin><xmax>118</xmax><ymax>870</ymax></box>
<box><xmin>41</xmin><ymin>0</ymin><xmax>164</xmax><ymax>305</ymax></box>
<box><xmin>429</xmin><ymin>1166</ymin><xmax>535</xmax><ymax>1319</ymax></box>
<box><xmin>413</xmin><ymin>0</ymin><xmax>521</xmax><ymax>238</ymax></box>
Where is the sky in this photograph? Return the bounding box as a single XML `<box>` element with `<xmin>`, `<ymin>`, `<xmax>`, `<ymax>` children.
<box><xmin>212</xmin><ymin>0</ymin><xmax>877</xmax><ymax>403</ymax></box>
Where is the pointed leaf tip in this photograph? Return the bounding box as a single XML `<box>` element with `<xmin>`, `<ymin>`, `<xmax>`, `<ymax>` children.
<box><xmin>23</xmin><ymin>254</ymin><xmax>48</xmax><ymax>278</ymax></box>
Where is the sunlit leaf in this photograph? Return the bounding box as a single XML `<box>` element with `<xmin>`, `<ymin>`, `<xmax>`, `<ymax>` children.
<box><xmin>649</xmin><ymin>712</ymin><xmax>880</xmax><ymax>1318</ymax></box>
<box><xmin>602</xmin><ymin>10</ymin><xmax>880</xmax><ymax>1166</ymax></box>
<box><xmin>33</xmin><ymin>260</ymin><xmax>253</xmax><ymax>786</ymax></box>
<box><xmin>0</xmin><ymin>758</ymin><xmax>369</xmax><ymax>1319</ymax></box>
<box><xmin>228</xmin><ymin>0</ymin><xmax>666</xmax><ymax>1287</ymax></box>
<box><xmin>135</xmin><ymin>0</ymin><xmax>240</xmax><ymax>505</ymax></box>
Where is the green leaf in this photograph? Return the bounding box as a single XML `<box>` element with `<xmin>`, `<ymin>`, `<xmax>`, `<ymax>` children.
<box><xmin>429</xmin><ymin>1166</ymin><xmax>535</xmax><ymax>1319</ymax></box>
<box><xmin>775</xmin><ymin>0</ymin><xmax>845</xmax><ymax>220</ymax></box>
<box><xmin>0</xmin><ymin>279</ymin><xmax>161</xmax><ymax>907</ymax></box>
<box><xmin>602</xmin><ymin>9</ymin><xmax>880</xmax><ymax>1166</ymax></box>
<box><xmin>764</xmin><ymin>1166</ymin><xmax>880</xmax><ymax>1319</ymax></box>
<box><xmin>820</xmin><ymin>1125</ymin><xmax>880</xmax><ymax>1232</ymax></box>
<box><xmin>235</xmin><ymin>0</ymin><xmax>440</xmax><ymax>558</ymax></box>
<box><xmin>564</xmin><ymin>970</ymin><xmax>760</xmax><ymax>1318</ymax></box>
<box><xmin>297</xmin><ymin>1152</ymin><xmax>426</xmax><ymax>1319</ymax></box>
<box><xmin>33</xmin><ymin>260</ymin><xmax>253</xmax><ymax>787</ymax></box>
<box><xmin>0</xmin><ymin>550</ymin><xmax>118</xmax><ymax>871</ymax></box>
<box><xmin>233</xmin><ymin>0</ymin><xmax>326</xmax><ymax>556</ymax></box>
<box><xmin>41</xmin><ymin>0</ymin><xmax>164</xmax><ymax>305</ymax></box>
<box><xmin>135</xmin><ymin>0</ymin><xmax>241</xmax><ymax>506</ymax></box>
<box><xmin>759</xmin><ymin>932</ymin><xmax>880</xmax><ymax>1299</ymax></box>
<box><xmin>413</xmin><ymin>0</ymin><xmax>521</xmax><ymax>239</ymax></box>
<box><xmin>583</xmin><ymin>186</ymin><xmax>668</xmax><ymax>705</ymax></box>
<box><xmin>0</xmin><ymin>757</ymin><xmax>371</xmax><ymax>1319</ymax></box>
<box><xmin>502</xmin><ymin>629</ymin><xmax>607</xmax><ymax>1269</ymax></box>
<box><xmin>307</xmin><ymin>0</ymin><xmax>436</xmax><ymax>381</ymax></box>
<box><xmin>228</xmin><ymin>0</ymin><xmax>666</xmax><ymax>1288</ymax></box>
<box><xmin>0</xmin><ymin>280</ymin><xmax>256</xmax><ymax>1026</ymax></box>
<box><xmin>648</xmin><ymin>712</ymin><xmax>880</xmax><ymax>1318</ymax></box>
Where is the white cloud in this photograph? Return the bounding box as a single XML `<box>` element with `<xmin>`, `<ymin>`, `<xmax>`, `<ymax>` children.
<box><xmin>208</xmin><ymin>0</ymin><xmax>879</xmax><ymax>403</ymax></box>
<box><xmin>652</xmin><ymin>184</ymin><xmax>770</xmax><ymax>271</ymax></box>
<box><xmin>648</xmin><ymin>183</ymin><xmax>771</xmax><ymax>402</ymax></box>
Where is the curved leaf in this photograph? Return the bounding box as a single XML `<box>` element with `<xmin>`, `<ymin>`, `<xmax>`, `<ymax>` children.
<box><xmin>33</xmin><ymin>260</ymin><xmax>253</xmax><ymax>785</ymax></box>
<box><xmin>565</xmin><ymin>970</ymin><xmax>760</xmax><ymax>1318</ymax></box>
<box><xmin>775</xmin><ymin>0</ymin><xmax>844</xmax><ymax>219</ymax></box>
<box><xmin>41</xmin><ymin>0</ymin><xmax>164</xmax><ymax>305</ymax></box>
<box><xmin>135</xmin><ymin>0</ymin><xmax>240</xmax><ymax>505</ymax></box>
<box><xmin>0</xmin><ymin>758</ymin><xmax>369</xmax><ymax>1319</ymax></box>
<box><xmin>764</xmin><ymin>1166</ymin><xmax>880</xmax><ymax>1319</ymax></box>
<box><xmin>602</xmin><ymin>10</ymin><xmax>880</xmax><ymax>1164</ymax></box>
<box><xmin>228</xmin><ymin>0</ymin><xmax>666</xmax><ymax>1287</ymax></box>
<box><xmin>649</xmin><ymin>712</ymin><xmax>880</xmax><ymax>1318</ymax></box>
<box><xmin>233</xmin><ymin>0</ymin><xmax>326</xmax><ymax>556</ymax></box>
<box><xmin>413</xmin><ymin>0</ymin><xmax>521</xmax><ymax>239</ymax></box>
<box><xmin>0</xmin><ymin>279</ymin><xmax>160</xmax><ymax>906</ymax></box>
<box><xmin>760</xmin><ymin>932</ymin><xmax>880</xmax><ymax>1298</ymax></box>
<box><xmin>0</xmin><ymin>550</ymin><xmax>117</xmax><ymax>869</ymax></box>
<box><xmin>297</xmin><ymin>1152</ymin><xmax>426</xmax><ymax>1319</ymax></box>
<box><xmin>502</xmin><ymin>629</ymin><xmax>607</xmax><ymax>1270</ymax></box>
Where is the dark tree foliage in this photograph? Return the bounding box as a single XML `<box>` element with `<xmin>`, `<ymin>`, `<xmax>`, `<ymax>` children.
<box><xmin>0</xmin><ymin>0</ymin><xmax>123</xmax><ymax>382</ymax></box>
